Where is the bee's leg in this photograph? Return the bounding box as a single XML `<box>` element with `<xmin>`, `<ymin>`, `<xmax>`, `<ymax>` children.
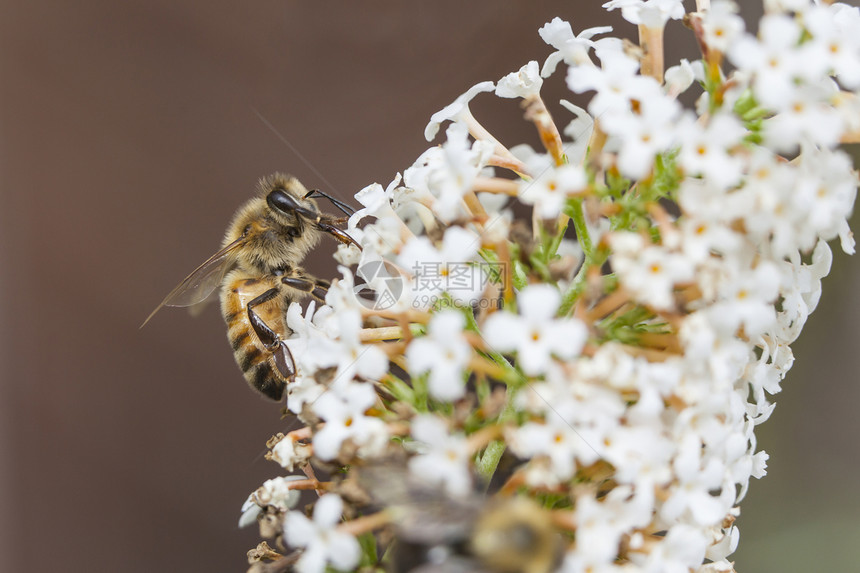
<box><xmin>316</xmin><ymin>221</ymin><xmax>361</xmax><ymax>249</ymax></box>
<box><xmin>246</xmin><ymin>288</ymin><xmax>297</xmax><ymax>381</ymax></box>
<box><xmin>280</xmin><ymin>275</ymin><xmax>330</xmax><ymax>304</ymax></box>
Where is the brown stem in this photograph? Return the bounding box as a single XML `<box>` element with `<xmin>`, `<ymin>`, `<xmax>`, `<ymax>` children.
<box><xmin>495</xmin><ymin>239</ymin><xmax>516</xmax><ymax>306</ymax></box>
<box><xmin>468</xmin><ymin>355</ymin><xmax>509</xmax><ymax>381</ymax></box>
<box><xmin>302</xmin><ymin>464</ymin><xmax>325</xmax><ymax>497</ymax></box>
<box><xmin>616</xmin><ymin>344</ymin><xmax>677</xmax><ymax>362</ymax></box>
<box><xmin>638</xmin><ymin>25</ymin><xmax>665</xmax><ymax>83</ymax></box>
<box><xmin>637</xmin><ymin>332</ymin><xmax>683</xmax><ymax>354</ymax></box>
<box><xmin>359</xmin><ymin>326</ymin><xmax>404</xmax><ymax>342</ymax></box>
<box><xmin>361</xmin><ymin>308</ymin><xmax>432</xmax><ymax>324</ymax></box>
<box><xmin>586</xmin><ymin>120</ymin><xmax>608</xmax><ymax>173</ymax></box>
<box><xmin>337</xmin><ymin>511</ymin><xmax>392</xmax><ymax>536</ymax></box>
<box><xmin>466</xmin><ymin>424</ymin><xmax>504</xmax><ymax>452</ymax></box>
<box><xmin>463</xmin><ymin>190</ymin><xmax>490</xmax><ymax>224</ymax></box>
<box><xmin>523</xmin><ymin>95</ymin><xmax>566</xmax><ymax>166</ymax></box>
<box><xmin>841</xmin><ymin>130</ymin><xmax>860</xmax><ymax>144</ymax></box>
<box><xmin>586</xmin><ymin>288</ymin><xmax>631</xmax><ymax>323</ymax></box>
<box><xmin>472</xmin><ymin>176</ymin><xmax>520</xmax><ymax>196</ymax></box>
<box><xmin>645</xmin><ymin>202</ymin><xmax>677</xmax><ymax>243</ymax></box>
<box><xmin>550</xmin><ymin>510</ymin><xmax>577</xmax><ymax>532</ymax></box>
<box><xmin>487</xmin><ymin>154</ymin><xmax>530</xmax><ymax>177</ymax></box>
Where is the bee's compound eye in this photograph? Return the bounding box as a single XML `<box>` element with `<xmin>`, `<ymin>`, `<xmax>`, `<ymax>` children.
<box><xmin>267</xmin><ymin>188</ymin><xmax>296</xmax><ymax>215</ymax></box>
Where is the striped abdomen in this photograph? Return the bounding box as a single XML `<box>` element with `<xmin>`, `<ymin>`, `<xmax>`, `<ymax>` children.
<box><xmin>221</xmin><ymin>272</ymin><xmax>292</xmax><ymax>401</ymax></box>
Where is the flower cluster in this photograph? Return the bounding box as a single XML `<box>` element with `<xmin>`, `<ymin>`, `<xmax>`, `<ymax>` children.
<box><xmin>242</xmin><ymin>2</ymin><xmax>859</xmax><ymax>572</ymax></box>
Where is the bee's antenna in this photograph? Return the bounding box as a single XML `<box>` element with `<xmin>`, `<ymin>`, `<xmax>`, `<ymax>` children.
<box><xmin>304</xmin><ymin>189</ymin><xmax>356</xmax><ymax>216</ymax></box>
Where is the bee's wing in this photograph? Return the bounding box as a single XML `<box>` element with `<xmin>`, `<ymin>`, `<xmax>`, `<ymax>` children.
<box><xmin>141</xmin><ymin>237</ymin><xmax>244</xmax><ymax>327</ymax></box>
<box><xmin>358</xmin><ymin>463</ymin><xmax>479</xmax><ymax>544</ymax></box>
<box><xmin>410</xmin><ymin>559</ymin><xmax>492</xmax><ymax>573</ymax></box>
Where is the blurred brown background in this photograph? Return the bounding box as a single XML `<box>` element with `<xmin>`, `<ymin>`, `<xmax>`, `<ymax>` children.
<box><xmin>0</xmin><ymin>1</ymin><xmax>857</xmax><ymax>572</ymax></box>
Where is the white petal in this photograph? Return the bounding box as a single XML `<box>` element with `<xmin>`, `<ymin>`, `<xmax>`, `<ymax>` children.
<box><xmin>313</xmin><ymin>494</ymin><xmax>344</xmax><ymax>527</ymax></box>
<box><xmin>327</xmin><ymin>531</ymin><xmax>361</xmax><ymax>570</ymax></box>
<box><xmin>518</xmin><ymin>284</ymin><xmax>561</xmax><ymax>321</ymax></box>
<box><xmin>482</xmin><ymin>311</ymin><xmax>524</xmax><ymax>351</ymax></box>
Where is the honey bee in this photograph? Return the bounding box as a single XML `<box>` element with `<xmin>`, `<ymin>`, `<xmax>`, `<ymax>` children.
<box><xmin>144</xmin><ymin>173</ymin><xmax>359</xmax><ymax>401</ymax></box>
<box><xmin>357</xmin><ymin>464</ymin><xmax>563</xmax><ymax>573</ymax></box>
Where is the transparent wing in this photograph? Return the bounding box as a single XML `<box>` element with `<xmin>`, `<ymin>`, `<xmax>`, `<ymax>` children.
<box><xmin>357</xmin><ymin>462</ymin><xmax>479</xmax><ymax>544</ymax></box>
<box><xmin>141</xmin><ymin>237</ymin><xmax>244</xmax><ymax>327</ymax></box>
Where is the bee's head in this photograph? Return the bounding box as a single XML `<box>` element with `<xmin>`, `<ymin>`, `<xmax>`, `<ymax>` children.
<box><xmin>259</xmin><ymin>173</ymin><xmax>321</xmax><ymax>227</ymax></box>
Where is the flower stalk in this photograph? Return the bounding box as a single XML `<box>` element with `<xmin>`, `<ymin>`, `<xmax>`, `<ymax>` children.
<box><xmin>234</xmin><ymin>3</ymin><xmax>860</xmax><ymax>572</ymax></box>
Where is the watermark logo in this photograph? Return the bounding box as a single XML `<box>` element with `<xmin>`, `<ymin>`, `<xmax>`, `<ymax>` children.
<box><xmin>353</xmin><ymin>259</ymin><xmax>406</xmax><ymax>310</ymax></box>
<box><xmin>353</xmin><ymin>259</ymin><xmax>507</xmax><ymax>310</ymax></box>
<box><xmin>410</xmin><ymin>261</ymin><xmax>507</xmax><ymax>310</ymax></box>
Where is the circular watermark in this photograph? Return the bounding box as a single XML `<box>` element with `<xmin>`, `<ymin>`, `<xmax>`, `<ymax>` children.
<box><xmin>353</xmin><ymin>259</ymin><xmax>406</xmax><ymax>310</ymax></box>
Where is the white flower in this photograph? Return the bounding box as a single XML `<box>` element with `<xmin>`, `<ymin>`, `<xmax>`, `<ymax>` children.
<box><xmin>631</xmin><ymin>524</ymin><xmax>708</xmax><ymax>573</ymax></box>
<box><xmin>609</xmin><ymin>233</ymin><xmax>695</xmax><ymax>310</ymax></box>
<box><xmin>601</xmin><ymin>88</ymin><xmax>680</xmax><ymax>179</ymax></box>
<box><xmin>238</xmin><ymin>475</ymin><xmax>306</xmax><ymax>528</ymax></box>
<box><xmin>495</xmin><ymin>60</ymin><xmax>543</xmax><ymax>99</ymax></box>
<box><xmin>677</xmin><ymin>112</ymin><xmax>746</xmax><ymax>190</ymax></box>
<box><xmin>483</xmin><ymin>284</ymin><xmax>587</xmax><ymax>376</ymax></box>
<box><xmin>701</xmin><ymin>1</ymin><xmax>745</xmax><ymax>53</ymax></box>
<box><xmin>398</xmin><ymin>225</ymin><xmax>488</xmax><ymax>308</ymax></box>
<box><xmin>802</xmin><ymin>4</ymin><xmax>860</xmax><ymax>89</ymax></box>
<box><xmin>569</xmin><ymin>486</ymin><xmax>653</xmax><ymax>568</ymax></box>
<box><xmin>407</xmin><ymin>310</ymin><xmax>471</xmax><ymax>401</ymax></box>
<box><xmin>517</xmin><ymin>160</ymin><xmax>588</xmax><ymax>218</ymax></box>
<box><xmin>728</xmin><ymin>14</ymin><xmax>803</xmax><ymax>110</ymax></box>
<box><xmin>425</xmin><ymin>81</ymin><xmax>495</xmax><ymax>141</ymax></box>
<box><xmin>283</xmin><ymin>301</ymin><xmax>340</xmax><ymax>377</ymax></box>
<box><xmin>348</xmin><ymin>174</ymin><xmax>402</xmax><ymax>229</ymax></box>
<box><xmin>408</xmin><ymin>415</ymin><xmax>473</xmax><ymax>496</ymax></box>
<box><xmin>603</xmin><ymin>424</ymin><xmax>674</xmax><ymax>488</ymax></box>
<box><xmin>407</xmin><ymin>121</ymin><xmax>497</xmax><ymax>225</ymax></box>
<box><xmin>240</xmin><ymin>6</ymin><xmax>860</xmax><ymax>571</ymax></box>
<box><xmin>312</xmin><ymin>382</ymin><xmax>388</xmax><ymax>461</ymax></box>
<box><xmin>764</xmin><ymin>0</ymin><xmax>816</xmax><ymax>14</ymax></box>
<box><xmin>559</xmin><ymin>100</ymin><xmax>594</xmax><ymax>165</ymax></box>
<box><xmin>285</xmin><ymin>304</ymin><xmax>388</xmax><ymax>388</ymax></box>
<box><xmin>329</xmin><ymin>309</ymin><xmax>389</xmax><ymax>387</ymax></box>
<box><xmin>509</xmin><ymin>416</ymin><xmax>599</xmax><ymax>486</ymax></box>
<box><xmin>284</xmin><ymin>494</ymin><xmax>360</xmax><ymax>573</ymax></box>
<box><xmin>286</xmin><ymin>372</ymin><xmax>327</xmax><ymax>416</ymax></box>
<box><xmin>538</xmin><ymin>17</ymin><xmax>613</xmax><ymax>76</ymax></box>
<box><xmin>706</xmin><ymin>261</ymin><xmax>780</xmax><ymax>336</ymax></box>
<box><xmin>762</xmin><ymin>85</ymin><xmax>843</xmax><ymax>154</ymax></box>
<box><xmin>568</xmin><ymin>48</ymin><xmax>652</xmax><ymax>120</ymax></box>
<box><xmin>602</xmin><ymin>0</ymin><xmax>686</xmax><ymax>29</ymax></box>
<box><xmin>417</xmin><ymin>122</ymin><xmax>495</xmax><ymax>223</ymax></box>
<box><xmin>270</xmin><ymin>434</ymin><xmax>313</xmax><ymax>471</ymax></box>
<box><xmin>664</xmin><ymin>58</ymin><xmax>695</xmax><ymax>97</ymax></box>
